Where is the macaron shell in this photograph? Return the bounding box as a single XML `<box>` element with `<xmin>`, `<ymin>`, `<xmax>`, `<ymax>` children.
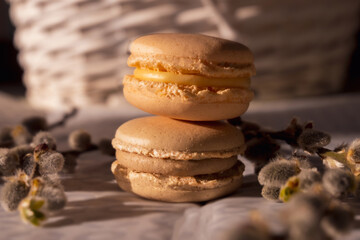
<box><xmin>115</xmin><ymin>150</ymin><xmax>239</xmax><ymax>176</ymax></box>
<box><xmin>113</xmin><ymin>116</ymin><xmax>245</xmax><ymax>158</ymax></box>
<box><xmin>111</xmin><ymin>160</ymin><xmax>244</xmax><ymax>202</ymax></box>
<box><xmin>128</xmin><ymin>33</ymin><xmax>255</xmax><ymax>78</ymax></box>
<box><xmin>124</xmin><ymin>83</ymin><xmax>250</xmax><ymax>121</ymax></box>
<box><xmin>123</xmin><ymin>76</ymin><xmax>253</xmax><ymax>121</ymax></box>
<box><xmin>130</xmin><ymin>33</ymin><xmax>253</xmax><ymax>63</ymax></box>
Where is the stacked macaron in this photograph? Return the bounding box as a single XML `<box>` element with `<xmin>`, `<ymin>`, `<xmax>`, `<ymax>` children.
<box><xmin>112</xmin><ymin>33</ymin><xmax>255</xmax><ymax>202</ymax></box>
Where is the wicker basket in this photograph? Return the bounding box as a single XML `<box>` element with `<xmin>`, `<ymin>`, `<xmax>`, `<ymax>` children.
<box><xmin>7</xmin><ymin>0</ymin><xmax>360</xmax><ymax>110</ymax></box>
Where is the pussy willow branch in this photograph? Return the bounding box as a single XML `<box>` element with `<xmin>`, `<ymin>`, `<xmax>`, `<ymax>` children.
<box><xmin>47</xmin><ymin>108</ymin><xmax>78</xmax><ymax>131</ymax></box>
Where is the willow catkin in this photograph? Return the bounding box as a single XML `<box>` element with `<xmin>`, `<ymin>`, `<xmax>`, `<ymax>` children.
<box><xmin>38</xmin><ymin>151</ymin><xmax>65</xmax><ymax>175</ymax></box>
<box><xmin>258</xmin><ymin>158</ymin><xmax>301</xmax><ymax>187</ymax></box>
<box><xmin>297</xmin><ymin>129</ymin><xmax>331</xmax><ymax>152</ymax></box>
<box><xmin>286</xmin><ymin>193</ymin><xmax>329</xmax><ymax>240</ymax></box>
<box><xmin>1</xmin><ymin>180</ymin><xmax>30</xmax><ymax>211</ymax></box>
<box><xmin>9</xmin><ymin>144</ymin><xmax>33</xmax><ymax>163</ymax></box>
<box><xmin>68</xmin><ymin>130</ymin><xmax>91</xmax><ymax>151</ymax></box>
<box><xmin>0</xmin><ymin>148</ymin><xmax>19</xmax><ymax>176</ymax></box>
<box><xmin>261</xmin><ymin>185</ymin><xmax>280</xmax><ymax>201</ymax></box>
<box><xmin>10</xmin><ymin>125</ymin><xmax>32</xmax><ymax>146</ymax></box>
<box><xmin>22</xmin><ymin>153</ymin><xmax>36</xmax><ymax>178</ymax></box>
<box><xmin>39</xmin><ymin>183</ymin><xmax>67</xmax><ymax>211</ymax></box>
<box><xmin>321</xmin><ymin>203</ymin><xmax>354</xmax><ymax>238</ymax></box>
<box><xmin>298</xmin><ymin>169</ymin><xmax>322</xmax><ymax>190</ymax></box>
<box><xmin>347</xmin><ymin>138</ymin><xmax>360</xmax><ymax>164</ymax></box>
<box><xmin>32</xmin><ymin>131</ymin><xmax>57</xmax><ymax>150</ymax></box>
<box><xmin>322</xmin><ymin>169</ymin><xmax>355</xmax><ymax>198</ymax></box>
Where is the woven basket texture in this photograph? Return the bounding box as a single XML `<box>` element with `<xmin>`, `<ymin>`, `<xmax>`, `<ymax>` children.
<box><xmin>7</xmin><ymin>0</ymin><xmax>360</xmax><ymax>110</ymax></box>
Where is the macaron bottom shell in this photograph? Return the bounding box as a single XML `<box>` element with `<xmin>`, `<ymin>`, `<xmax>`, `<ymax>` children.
<box><xmin>116</xmin><ymin>150</ymin><xmax>239</xmax><ymax>176</ymax></box>
<box><xmin>111</xmin><ymin>161</ymin><xmax>244</xmax><ymax>203</ymax></box>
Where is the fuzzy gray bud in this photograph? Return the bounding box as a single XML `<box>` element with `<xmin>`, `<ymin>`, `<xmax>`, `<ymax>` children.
<box><xmin>41</xmin><ymin>174</ymin><xmax>61</xmax><ymax>185</ymax></box>
<box><xmin>298</xmin><ymin>169</ymin><xmax>322</xmax><ymax>190</ymax></box>
<box><xmin>347</xmin><ymin>139</ymin><xmax>360</xmax><ymax>164</ymax></box>
<box><xmin>258</xmin><ymin>159</ymin><xmax>301</xmax><ymax>187</ymax></box>
<box><xmin>10</xmin><ymin>125</ymin><xmax>32</xmax><ymax>146</ymax></box>
<box><xmin>39</xmin><ymin>183</ymin><xmax>67</xmax><ymax>211</ymax></box>
<box><xmin>38</xmin><ymin>151</ymin><xmax>64</xmax><ymax>175</ymax></box>
<box><xmin>22</xmin><ymin>153</ymin><xmax>36</xmax><ymax>178</ymax></box>
<box><xmin>68</xmin><ymin>130</ymin><xmax>91</xmax><ymax>151</ymax></box>
<box><xmin>244</xmin><ymin>138</ymin><xmax>280</xmax><ymax>163</ymax></box>
<box><xmin>297</xmin><ymin>129</ymin><xmax>331</xmax><ymax>152</ymax></box>
<box><xmin>32</xmin><ymin>131</ymin><xmax>57</xmax><ymax>150</ymax></box>
<box><xmin>290</xmin><ymin>154</ymin><xmax>313</xmax><ymax>169</ymax></box>
<box><xmin>261</xmin><ymin>185</ymin><xmax>280</xmax><ymax>201</ymax></box>
<box><xmin>1</xmin><ymin>180</ymin><xmax>30</xmax><ymax>211</ymax></box>
<box><xmin>286</xmin><ymin>193</ymin><xmax>329</xmax><ymax>240</ymax></box>
<box><xmin>9</xmin><ymin>144</ymin><xmax>33</xmax><ymax>163</ymax></box>
<box><xmin>321</xmin><ymin>203</ymin><xmax>354</xmax><ymax>238</ymax></box>
<box><xmin>0</xmin><ymin>148</ymin><xmax>19</xmax><ymax>176</ymax></box>
<box><xmin>322</xmin><ymin>169</ymin><xmax>355</xmax><ymax>198</ymax></box>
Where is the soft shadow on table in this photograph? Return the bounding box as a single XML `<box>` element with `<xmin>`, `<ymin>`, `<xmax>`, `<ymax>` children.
<box><xmin>234</xmin><ymin>174</ymin><xmax>262</xmax><ymax>198</ymax></box>
<box><xmin>61</xmin><ymin>159</ymin><xmax>119</xmax><ymax>192</ymax></box>
<box><xmin>195</xmin><ymin>174</ymin><xmax>263</xmax><ymax>207</ymax></box>
<box><xmin>48</xmin><ymin>174</ymin><xmax>262</xmax><ymax>228</ymax></box>
<box><xmin>44</xmin><ymin>194</ymin><xmax>135</xmax><ymax>227</ymax></box>
<box><xmin>45</xmin><ymin>193</ymin><xmax>192</xmax><ymax>228</ymax></box>
<box><xmin>61</xmin><ymin>178</ymin><xmax>119</xmax><ymax>192</ymax></box>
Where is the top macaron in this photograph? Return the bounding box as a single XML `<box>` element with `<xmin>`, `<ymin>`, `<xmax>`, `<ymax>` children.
<box><xmin>123</xmin><ymin>33</ymin><xmax>255</xmax><ymax>121</ymax></box>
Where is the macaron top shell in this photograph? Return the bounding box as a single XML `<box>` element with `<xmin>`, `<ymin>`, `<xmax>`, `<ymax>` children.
<box><xmin>128</xmin><ymin>33</ymin><xmax>255</xmax><ymax>78</ymax></box>
<box><xmin>112</xmin><ymin>116</ymin><xmax>244</xmax><ymax>160</ymax></box>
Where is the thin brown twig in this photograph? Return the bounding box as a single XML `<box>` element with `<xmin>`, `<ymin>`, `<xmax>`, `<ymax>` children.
<box><xmin>47</xmin><ymin>108</ymin><xmax>78</xmax><ymax>131</ymax></box>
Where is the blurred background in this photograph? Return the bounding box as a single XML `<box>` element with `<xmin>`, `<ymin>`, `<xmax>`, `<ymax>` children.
<box><xmin>1</xmin><ymin>0</ymin><xmax>360</xmax><ymax>111</ymax></box>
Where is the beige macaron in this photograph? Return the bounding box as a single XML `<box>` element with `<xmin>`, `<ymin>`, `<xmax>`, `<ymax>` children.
<box><xmin>123</xmin><ymin>33</ymin><xmax>255</xmax><ymax>121</ymax></box>
<box><xmin>111</xmin><ymin>116</ymin><xmax>246</xmax><ymax>202</ymax></box>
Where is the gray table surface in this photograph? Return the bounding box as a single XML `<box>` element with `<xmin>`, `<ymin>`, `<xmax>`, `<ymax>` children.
<box><xmin>0</xmin><ymin>92</ymin><xmax>360</xmax><ymax>240</ymax></box>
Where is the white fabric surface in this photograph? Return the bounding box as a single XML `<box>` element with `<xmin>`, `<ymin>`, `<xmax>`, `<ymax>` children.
<box><xmin>0</xmin><ymin>92</ymin><xmax>360</xmax><ymax>240</ymax></box>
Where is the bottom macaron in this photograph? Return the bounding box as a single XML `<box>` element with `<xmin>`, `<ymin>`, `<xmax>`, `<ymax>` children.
<box><xmin>111</xmin><ymin>160</ymin><xmax>245</xmax><ymax>202</ymax></box>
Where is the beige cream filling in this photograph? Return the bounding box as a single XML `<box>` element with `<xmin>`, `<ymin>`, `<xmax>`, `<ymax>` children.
<box><xmin>133</xmin><ymin>68</ymin><xmax>250</xmax><ymax>88</ymax></box>
<box><xmin>112</xmin><ymin>138</ymin><xmax>245</xmax><ymax>160</ymax></box>
<box><xmin>123</xmin><ymin>75</ymin><xmax>254</xmax><ymax>103</ymax></box>
<box><xmin>128</xmin><ymin>54</ymin><xmax>256</xmax><ymax>78</ymax></box>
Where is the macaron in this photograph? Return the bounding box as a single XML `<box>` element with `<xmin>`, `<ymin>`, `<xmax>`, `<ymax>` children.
<box><xmin>111</xmin><ymin>116</ymin><xmax>245</xmax><ymax>202</ymax></box>
<box><xmin>123</xmin><ymin>33</ymin><xmax>255</xmax><ymax>121</ymax></box>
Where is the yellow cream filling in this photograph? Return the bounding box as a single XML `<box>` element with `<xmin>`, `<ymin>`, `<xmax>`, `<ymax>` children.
<box><xmin>133</xmin><ymin>68</ymin><xmax>250</xmax><ymax>88</ymax></box>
